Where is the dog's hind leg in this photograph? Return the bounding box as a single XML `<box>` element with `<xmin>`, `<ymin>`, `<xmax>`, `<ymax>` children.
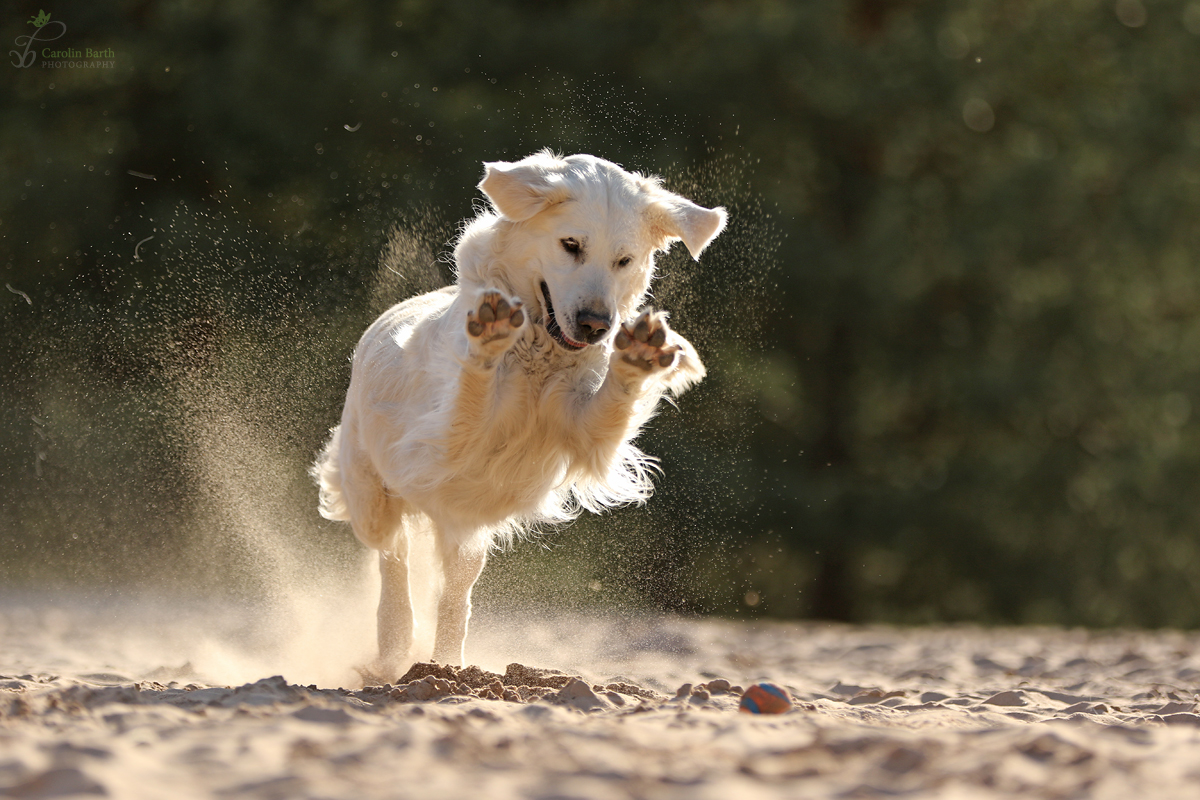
<box><xmin>338</xmin><ymin>442</ymin><xmax>417</xmax><ymax>679</ymax></box>
<box><xmin>431</xmin><ymin>541</ymin><xmax>488</xmax><ymax>666</ymax></box>
<box><xmin>376</xmin><ymin>541</ymin><xmax>414</xmax><ymax>677</ymax></box>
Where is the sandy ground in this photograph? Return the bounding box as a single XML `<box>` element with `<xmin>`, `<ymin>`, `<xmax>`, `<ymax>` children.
<box><xmin>3</xmin><ymin>592</ymin><xmax>1200</xmax><ymax>799</ymax></box>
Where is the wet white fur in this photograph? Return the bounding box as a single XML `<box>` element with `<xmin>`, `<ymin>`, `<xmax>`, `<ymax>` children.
<box><xmin>311</xmin><ymin>151</ymin><xmax>726</xmax><ymax>674</ymax></box>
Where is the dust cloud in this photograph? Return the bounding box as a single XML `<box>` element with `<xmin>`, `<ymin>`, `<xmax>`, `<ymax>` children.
<box><xmin>1</xmin><ymin>84</ymin><xmax>780</xmax><ymax>688</ymax></box>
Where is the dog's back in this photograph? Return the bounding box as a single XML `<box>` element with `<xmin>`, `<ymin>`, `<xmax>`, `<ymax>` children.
<box><xmin>311</xmin><ymin>286</ymin><xmax>458</xmax><ymax>528</ymax></box>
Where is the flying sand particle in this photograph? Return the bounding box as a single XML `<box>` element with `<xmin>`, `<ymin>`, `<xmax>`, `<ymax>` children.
<box><xmin>6</xmin><ymin>283</ymin><xmax>32</xmax><ymax>305</ymax></box>
<box><xmin>127</xmin><ymin>170</ymin><xmax>157</xmax><ymax>180</ymax></box>
<box><xmin>134</xmin><ymin>235</ymin><xmax>155</xmax><ymax>261</ymax></box>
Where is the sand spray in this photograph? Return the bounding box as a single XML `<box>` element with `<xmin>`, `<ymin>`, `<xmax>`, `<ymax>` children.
<box><xmin>5</xmin><ymin>81</ymin><xmax>778</xmax><ymax>688</ymax></box>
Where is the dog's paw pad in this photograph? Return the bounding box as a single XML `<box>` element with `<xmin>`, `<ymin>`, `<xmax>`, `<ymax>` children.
<box><xmin>468</xmin><ymin>289</ymin><xmax>525</xmax><ymax>345</ymax></box>
<box><xmin>614</xmin><ymin>310</ymin><xmax>680</xmax><ymax>373</ymax></box>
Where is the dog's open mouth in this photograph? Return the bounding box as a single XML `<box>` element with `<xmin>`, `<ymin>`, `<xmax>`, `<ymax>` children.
<box><xmin>540</xmin><ymin>282</ymin><xmax>587</xmax><ymax>351</ymax></box>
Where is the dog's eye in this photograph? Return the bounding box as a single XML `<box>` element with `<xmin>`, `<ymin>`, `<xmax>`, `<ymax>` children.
<box><xmin>560</xmin><ymin>238</ymin><xmax>581</xmax><ymax>255</ymax></box>
<box><xmin>616</xmin><ymin>256</ymin><xmax>633</xmax><ymax>268</ymax></box>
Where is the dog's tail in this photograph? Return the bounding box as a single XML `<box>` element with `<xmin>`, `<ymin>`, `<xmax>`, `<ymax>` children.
<box><xmin>310</xmin><ymin>425</ymin><xmax>351</xmax><ymax>522</ymax></box>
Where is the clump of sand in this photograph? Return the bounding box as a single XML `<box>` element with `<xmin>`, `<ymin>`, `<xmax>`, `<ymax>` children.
<box><xmin>359</xmin><ymin>661</ymin><xmax>739</xmax><ymax>712</ymax></box>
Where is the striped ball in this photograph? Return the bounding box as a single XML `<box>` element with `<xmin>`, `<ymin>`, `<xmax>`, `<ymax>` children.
<box><xmin>739</xmin><ymin>682</ymin><xmax>793</xmax><ymax>714</ymax></box>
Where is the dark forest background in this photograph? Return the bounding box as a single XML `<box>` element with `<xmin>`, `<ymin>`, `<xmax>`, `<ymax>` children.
<box><xmin>5</xmin><ymin>0</ymin><xmax>1200</xmax><ymax>627</ymax></box>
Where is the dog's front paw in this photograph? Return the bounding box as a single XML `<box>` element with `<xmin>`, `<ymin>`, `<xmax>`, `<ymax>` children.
<box><xmin>612</xmin><ymin>309</ymin><xmax>681</xmax><ymax>377</ymax></box>
<box><xmin>467</xmin><ymin>289</ymin><xmax>526</xmax><ymax>357</ymax></box>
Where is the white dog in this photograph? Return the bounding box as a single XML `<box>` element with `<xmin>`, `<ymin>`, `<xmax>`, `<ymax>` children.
<box><xmin>312</xmin><ymin>151</ymin><xmax>726</xmax><ymax>675</ymax></box>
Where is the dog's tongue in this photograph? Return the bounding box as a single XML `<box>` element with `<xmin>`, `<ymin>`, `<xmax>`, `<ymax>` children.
<box><xmin>541</xmin><ymin>283</ymin><xmax>587</xmax><ymax>350</ymax></box>
<box><xmin>549</xmin><ymin>317</ymin><xmax>587</xmax><ymax>350</ymax></box>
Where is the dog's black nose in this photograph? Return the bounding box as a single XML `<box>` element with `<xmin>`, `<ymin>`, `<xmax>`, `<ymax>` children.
<box><xmin>576</xmin><ymin>310</ymin><xmax>613</xmax><ymax>344</ymax></box>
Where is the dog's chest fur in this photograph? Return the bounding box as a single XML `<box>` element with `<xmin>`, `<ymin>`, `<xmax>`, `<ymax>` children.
<box><xmin>417</xmin><ymin>322</ymin><xmax>609</xmax><ymax>531</ymax></box>
<box><xmin>504</xmin><ymin>324</ymin><xmax>605</xmax><ymax>396</ymax></box>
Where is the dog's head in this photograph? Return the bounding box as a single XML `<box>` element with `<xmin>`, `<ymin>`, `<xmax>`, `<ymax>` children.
<box><xmin>475</xmin><ymin>151</ymin><xmax>726</xmax><ymax>351</ymax></box>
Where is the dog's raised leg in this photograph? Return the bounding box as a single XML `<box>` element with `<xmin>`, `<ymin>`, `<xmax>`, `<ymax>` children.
<box><xmin>568</xmin><ymin>309</ymin><xmax>705</xmax><ymax>472</ymax></box>
<box><xmin>464</xmin><ymin>288</ymin><xmax>526</xmax><ymax>365</ymax></box>
<box><xmin>376</xmin><ymin>541</ymin><xmax>414</xmax><ymax>679</ymax></box>
<box><xmin>431</xmin><ymin>543</ymin><xmax>488</xmax><ymax>665</ymax></box>
<box><xmin>443</xmin><ymin>287</ymin><xmax>527</xmax><ymax>459</ymax></box>
<box><xmin>610</xmin><ymin>310</ymin><xmax>689</xmax><ymax>378</ymax></box>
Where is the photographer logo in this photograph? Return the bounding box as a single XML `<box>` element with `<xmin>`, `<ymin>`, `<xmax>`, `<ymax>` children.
<box><xmin>10</xmin><ymin>11</ymin><xmax>116</xmax><ymax>69</ymax></box>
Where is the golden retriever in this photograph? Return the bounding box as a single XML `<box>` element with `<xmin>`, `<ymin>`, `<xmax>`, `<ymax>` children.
<box><xmin>312</xmin><ymin>151</ymin><xmax>726</xmax><ymax>675</ymax></box>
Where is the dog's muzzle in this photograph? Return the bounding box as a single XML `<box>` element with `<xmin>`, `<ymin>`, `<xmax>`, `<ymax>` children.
<box><xmin>540</xmin><ymin>282</ymin><xmax>588</xmax><ymax>351</ymax></box>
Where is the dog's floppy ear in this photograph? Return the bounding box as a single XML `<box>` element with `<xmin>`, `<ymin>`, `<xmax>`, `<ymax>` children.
<box><xmin>478</xmin><ymin>160</ymin><xmax>568</xmax><ymax>222</ymax></box>
<box><xmin>650</xmin><ymin>195</ymin><xmax>728</xmax><ymax>260</ymax></box>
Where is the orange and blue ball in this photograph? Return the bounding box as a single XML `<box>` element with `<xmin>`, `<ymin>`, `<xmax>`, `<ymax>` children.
<box><xmin>739</xmin><ymin>682</ymin><xmax>792</xmax><ymax>714</ymax></box>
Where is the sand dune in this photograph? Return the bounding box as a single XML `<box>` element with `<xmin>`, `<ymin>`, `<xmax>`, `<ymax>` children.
<box><xmin>3</xmin><ymin>592</ymin><xmax>1200</xmax><ymax>798</ymax></box>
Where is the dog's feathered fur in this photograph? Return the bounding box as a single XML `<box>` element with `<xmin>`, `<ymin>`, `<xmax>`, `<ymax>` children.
<box><xmin>312</xmin><ymin>151</ymin><xmax>726</xmax><ymax>674</ymax></box>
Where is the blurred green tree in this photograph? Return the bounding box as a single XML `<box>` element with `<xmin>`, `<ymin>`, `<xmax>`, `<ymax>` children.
<box><xmin>4</xmin><ymin>0</ymin><xmax>1200</xmax><ymax>627</ymax></box>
